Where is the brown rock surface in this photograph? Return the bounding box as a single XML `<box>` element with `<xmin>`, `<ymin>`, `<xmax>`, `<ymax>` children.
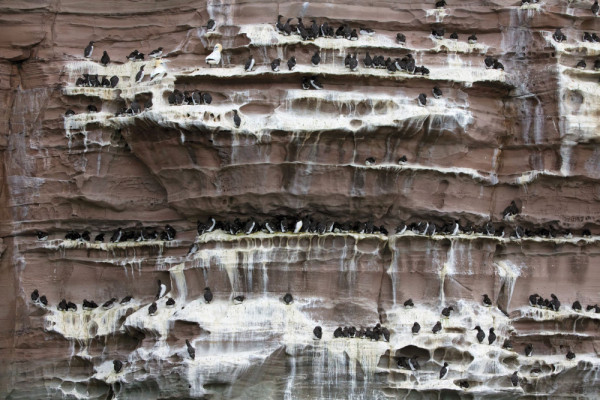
<box><xmin>2</xmin><ymin>0</ymin><xmax>600</xmax><ymax>398</ymax></box>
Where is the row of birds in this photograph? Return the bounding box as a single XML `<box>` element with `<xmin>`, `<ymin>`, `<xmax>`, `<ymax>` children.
<box><xmin>38</xmin><ymin>224</ymin><xmax>177</xmax><ymax>243</ymax></box>
<box><xmin>528</xmin><ymin>293</ymin><xmax>600</xmax><ymax>314</ymax></box>
<box><xmin>82</xmin><ymin>41</ymin><xmax>164</xmax><ymax>63</ymax></box>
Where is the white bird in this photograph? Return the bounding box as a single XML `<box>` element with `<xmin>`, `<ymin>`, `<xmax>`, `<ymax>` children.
<box><xmin>150</xmin><ymin>59</ymin><xmax>167</xmax><ymax>80</ymax></box>
<box><xmin>206</xmin><ymin>44</ymin><xmax>223</xmax><ymax>67</ymax></box>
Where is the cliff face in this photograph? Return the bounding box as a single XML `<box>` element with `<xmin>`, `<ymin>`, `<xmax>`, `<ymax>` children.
<box><xmin>2</xmin><ymin>0</ymin><xmax>600</xmax><ymax>398</ymax></box>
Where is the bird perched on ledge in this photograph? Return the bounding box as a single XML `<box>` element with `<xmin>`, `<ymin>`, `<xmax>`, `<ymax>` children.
<box><xmin>206</xmin><ymin>44</ymin><xmax>223</xmax><ymax>67</ymax></box>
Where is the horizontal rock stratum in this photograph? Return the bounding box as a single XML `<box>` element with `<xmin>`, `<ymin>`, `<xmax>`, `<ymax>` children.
<box><xmin>1</xmin><ymin>0</ymin><xmax>600</xmax><ymax>398</ymax></box>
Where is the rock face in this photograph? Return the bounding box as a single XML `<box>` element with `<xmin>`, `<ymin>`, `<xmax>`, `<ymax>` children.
<box><xmin>2</xmin><ymin>0</ymin><xmax>600</xmax><ymax>398</ymax></box>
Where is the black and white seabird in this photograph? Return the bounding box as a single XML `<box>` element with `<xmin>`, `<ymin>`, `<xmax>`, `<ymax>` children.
<box><xmin>127</xmin><ymin>50</ymin><xmax>139</xmax><ymax>61</ymax></box>
<box><xmin>66</xmin><ymin>301</ymin><xmax>77</xmax><ymax>311</ymax></box>
<box><xmin>283</xmin><ymin>293</ymin><xmax>293</xmax><ymax>305</ymax></box>
<box><xmin>449</xmin><ymin>32</ymin><xmax>459</xmax><ymax>40</ymax></box>
<box><xmin>553</xmin><ymin>28</ymin><xmax>567</xmax><ymax>43</ymax></box>
<box><xmin>412</xmin><ymin>322</ymin><xmax>421</xmax><ymax>334</ymax></box>
<box><xmin>381</xmin><ymin>327</ymin><xmax>390</xmax><ymax>342</ymax></box>
<box><xmin>349</xmin><ymin>54</ymin><xmax>358</xmax><ymax>71</ymax></box>
<box><xmin>313</xmin><ymin>326</ymin><xmax>322</xmax><ymax>339</ymax></box>
<box><xmin>148</xmin><ymin>302</ymin><xmax>158</xmax><ymax>315</ymax></box>
<box><xmin>396</xmin><ymin>33</ymin><xmax>406</xmax><ymax>45</ymax></box>
<box><xmin>233</xmin><ymin>110</ymin><xmax>241</xmax><ymax>128</ymax></box>
<box><xmin>130</xmin><ymin>101</ymin><xmax>141</xmax><ymax>114</ymax></box>
<box><xmin>233</xmin><ymin>295</ymin><xmax>245</xmax><ymax>304</ymax></box>
<box><xmin>441</xmin><ymin>306</ymin><xmax>454</xmax><ymax>317</ymax></box>
<box><xmin>511</xmin><ymin>371</ymin><xmax>519</xmax><ymax>387</ymax></box>
<box><xmin>432</xmin><ymin>321</ymin><xmax>442</xmax><ymax>334</ymax></box>
<box><xmin>474</xmin><ymin>326</ymin><xmax>485</xmax><ymax>343</ymax></box>
<box><xmin>408</xmin><ymin>355</ymin><xmax>420</xmax><ymax>371</ymax></box>
<box><xmin>363</xmin><ymin>52</ymin><xmax>373</xmax><ymax>68</ymax></box>
<box><xmin>166</xmin><ymin>297</ymin><xmax>176</xmax><ymax>307</ymax></box>
<box><xmin>503</xmin><ymin>339</ymin><xmax>513</xmax><ymax>350</ymax></box>
<box><xmin>113</xmin><ymin>360</ymin><xmax>123</xmax><ymax>373</ymax></box>
<box><xmin>311</xmin><ymin>51</ymin><xmax>321</xmax><ymax>66</ymax></box>
<box><xmin>576</xmin><ymin>59</ymin><xmax>587</xmax><ymax>69</ymax></box>
<box><xmin>149</xmin><ymin>47</ymin><xmax>163</xmax><ymax>58</ymax></box>
<box><xmin>529</xmin><ymin>293</ymin><xmax>539</xmax><ymax>307</ymax></box>
<box><xmin>100</xmin><ymin>51</ymin><xmax>110</xmax><ymax>66</ymax></box>
<box><xmin>458</xmin><ymin>380</ymin><xmax>469</xmax><ymax>389</ymax></box>
<box><xmin>593</xmin><ymin>0</ymin><xmax>599</xmax><ymax>16</ymax></box>
<box><xmin>432</xmin><ymin>27</ymin><xmax>445</xmax><ymax>39</ymax></box>
<box><xmin>244</xmin><ymin>56</ymin><xmax>255</xmax><ymax>72</ymax></box>
<box><xmin>57</xmin><ymin>299</ymin><xmax>68</xmax><ymax>311</ymax></box>
<box><xmin>94</xmin><ymin>233</ymin><xmax>104</xmax><ymax>242</ymax></box>
<box><xmin>83</xmin><ymin>299</ymin><xmax>98</xmax><ymax>310</ymax></box>
<box><xmin>584</xmin><ymin>32</ymin><xmax>594</xmax><ymax>42</ymax></box>
<box><xmin>202</xmin><ymin>92</ymin><xmax>212</xmax><ymax>104</ymax></box>
<box><xmin>417</xmin><ymin>93</ymin><xmax>427</xmax><ymax>107</ymax></box>
<box><xmin>550</xmin><ymin>293</ymin><xmax>561</xmax><ymax>311</ymax></box>
<box><xmin>287</xmin><ymin>56</ymin><xmax>296</xmax><ymax>71</ymax></box>
<box><xmin>65</xmin><ymin>109</ymin><xmax>75</xmax><ymax>116</ymax></box>
<box><xmin>102</xmin><ymin>297</ymin><xmax>117</xmax><ymax>310</ymax></box>
<box><xmin>435</xmin><ymin>0</ymin><xmax>447</xmax><ymax>8</ymax></box>
<box><xmin>87</xmin><ymin>105</ymin><xmax>98</xmax><ymax>113</ymax></box>
<box><xmin>432</xmin><ymin>86</ymin><xmax>443</xmax><ymax>99</ymax></box>
<box><xmin>483</xmin><ymin>294</ymin><xmax>492</xmax><ymax>307</ymax></box>
<box><xmin>404</xmin><ymin>298</ymin><xmax>414</xmax><ymax>308</ymax></box>
<box><xmin>271</xmin><ymin>58</ymin><xmax>281</xmax><ymax>72</ymax></box>
<box><xmin>84</xmin><ymin>41</ymin><xmax>94</xmax><ymax>58</ymax></box>
<box><xmin>135</xmin><ymin>66</ymin><xmax>145</xmax><ymax>83</ymax></box>
<box><xmin>484</xmin><ymin>56</ymin><xmax>495</xmax><ymax>69</ymax></box>
<box><xmin>350</xmin><ymin>29</ymin><xmax>358</xmax><ymax>41</ymax></box>
<box><xmin>468</xmin><ymin>34</ymin><xmax>477</xmax><ymax>44</ymax></box>
<box><xmin>310</xmin><ymin>76</ymin><xmax>323</xmax><ymax>90</ymax></box>
<box><xmin>360</xmin><ymin>27</ymin><xmax>374</xmax><ymax>36</ymax></box>
<box><xmin>594</xmin><ymin>59</ymin><xmax>600</xmax><ymax>71</ymax></box>
<box><xmin>120</xmin><ymin>295</ymin><xmax>132</xmax><ymax>304</ymax></box>
<box><xmin>488</xmin><ymin>328</ymin><xmax>497</xmax><ymax>345</ymax></box>
<box><xmin>156</xmin><ymin>280</ymin><xmax>167</xmax><ymax>299</ymax></box>
<box><xmin>109</xmin><ymin>75</ymin><xmax>119</xmax><ymax>88</ymax></box>
<box><xmin>493</xmin><ymin>60</ymin><xmax>504</xmax><ymax>70</ymax></box>
<box><xmin>524</xmin><ymin>343</ymin><xmax>533</xmax><ymax>357</ymax></box>
<box><xmin>566</xmin><ymin>350</ymin><xmax>575</xmax><ymax>360</ymax></box>
<box><xmin>205</xmin><ymin>19</ymin><xmax>217</xmax><ymax>32</ymax></box>
<box><xmin>186</xmin><ymin>339</ymin><xmax>195</xmax><ymax>360</ymax></box>
<box><xmin>502</xmin><ymin>200</ymin><xmax>520</xmax><ymax>217</ymax></box>
<box><xmin>37</xmin><ymin>231</ymin><xmax>48</xmax><ymax>240</ymax></box>
<box><xmin>572</xmin><ymin>300</ymin><xmax>582</xmax><ymax>311</ymax></box>
<box><xmin>31</xmin><ymin>289</ymin><xmax>40</xmax><ymax>302</ymax></box>
<box><xmin>244</xmin><ymin>219</ymin><xmax>256</xmax><ymax>234</ymax></box>
<box><xmin>440</xmin><ymin>362</ymin><xmax>449</xmax><ymax>379</ymax></box>
<box><xmin>204</xmin><ymin>287</ymin><xmax>213</xmax><ymax>303</ymax></box>
<box><xmin>39</xmin><ymin>295</ymin><xmax>48</xmax><ymax>306</ymax></box>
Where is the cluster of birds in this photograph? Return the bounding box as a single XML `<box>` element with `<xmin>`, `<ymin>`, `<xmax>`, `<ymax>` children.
<box><xmin>115</xmin><ymin>99</ymin><xmax>153</xmax><ymax>116</ymax></box>
<box><xmin>167</xmin><ymin>89</ymin><xmax>213</xmax><ymax>106</ymax></box>
<box><xmin>574</xmin><ymin>58</ymin><xmax>600</xmax><ymax>70</ymax></box>
<box><xmin>274</xmin><ymin>15</ymin><xmax>370</xmax><ymax>41</ymax></box>
<box><xmin>83</xmin><ymin>41</ymin><xmax>164</xmax><ymax>63</ymax></box>
<box><xmin>74</xmin><ymin>74</ymin><xmax>119</xmax><ymax>88</ymax></box>
<box><xmin>528</xmin><ymin>293</ymin><xmax>600</xmax><ymax>314</ymax></box>
<box><xmin>30</xmin><ymin>275</ymin><xmax>582</xmax><ymax>386</ymax></box>
<box><xmin>38</xmin><ymin>224</ymin><xmax>177</xmax><ymax>243</ymax></box>
<box><xmin>394</xmin><ymin>294</ymin><xmax>577</xmax><ymax>387</ymax></box>
<box><xmin>316</xmin><ymin>323</ymin><xmax>391</xmax><ymax>341</ymax></box>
